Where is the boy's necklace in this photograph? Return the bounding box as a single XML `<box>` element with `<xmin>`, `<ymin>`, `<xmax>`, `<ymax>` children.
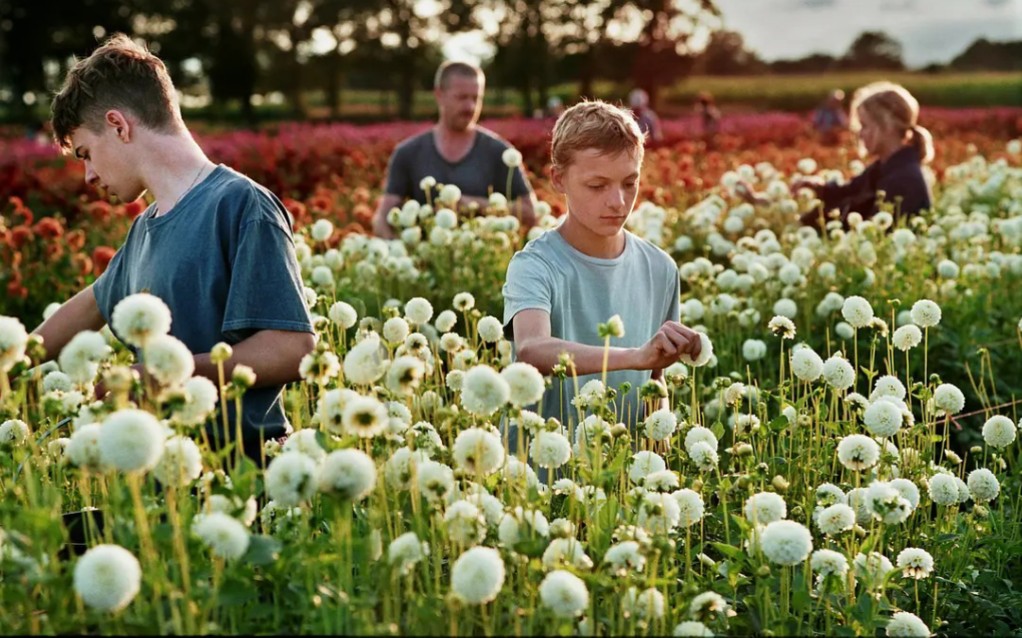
<box><xmin>155</xmin><ymin>163</ymin><xmax>210</xmax><ymax>217</ymax></box>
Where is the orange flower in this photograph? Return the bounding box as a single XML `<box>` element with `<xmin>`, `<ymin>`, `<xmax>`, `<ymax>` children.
<box><xmin>10</xmin><ymin>226</ymin><xmax>33</xmax><ymax>249</ymax></box>
<box><xmin>122</xmin><ymin>200</ymin><xmax>146</xmax><ymax>219</ymax></box>
<box><xmin>34</xmin><ymin>216</ymin><xmax>65</xmax><ymax>240</ymax></box>
<box><xmin>92</xmin><ymin>246</ymin><xmax>116</xmax><ymax>275</ymax></box>
<box><xmin>66</xmin><ymin>229</ymin><xmax>87</xmax><ymax>251</ymax></box>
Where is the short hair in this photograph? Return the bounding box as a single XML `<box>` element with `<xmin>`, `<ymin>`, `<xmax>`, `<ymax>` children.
<box><xmin>434</xmin><ymin>61</ymin><xmax>484</xmax><ymax>91</ymax></box>
<box><xmin>51</xmin><ymin>33</ymin><xmax>181</xmax><ymax>152</ymax></box>
<box><xmin>551</xmin><ymin>100</ymin><xmax>645</xmax><ymax>171</ymax></box>
<box><xmin>850</xmin><ymin>81</ymin><xmax>933</xmax><ymax>164</ymax></box>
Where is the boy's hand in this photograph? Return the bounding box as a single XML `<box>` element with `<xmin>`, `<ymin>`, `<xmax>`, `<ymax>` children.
<box><xmin>635</xmin><ymin>321</ymin><xmax>702</xmax><ymax>370</ymax></box>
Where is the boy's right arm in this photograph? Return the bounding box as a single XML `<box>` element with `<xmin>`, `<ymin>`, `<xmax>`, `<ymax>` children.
<box><xmin>32</xmin><ymin>285</ymin><xmax>106</xmax><ymax>363</ymax></box>
<box><xmin>513</xmin><ymin>309</ymin><xmax>700</xmax><ymax>376</ymax></box>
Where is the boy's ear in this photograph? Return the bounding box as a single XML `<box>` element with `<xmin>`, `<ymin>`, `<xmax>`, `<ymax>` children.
<box><xmin>105</xmin><ymin>109</ymin><xmax>131</xmax><ymax>142</ymax></box>
<box><xmin>551</xmin><ymin>165</ymin><xmax>566</xmax><ymax>194</ymax></box>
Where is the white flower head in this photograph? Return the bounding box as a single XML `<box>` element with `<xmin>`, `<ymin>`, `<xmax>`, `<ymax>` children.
<box><xmin>282</xmin><ymin>429</ymin><xmax>327</xmax><ymax>462</ymax></box>
<box><xmin>539</xmin><ymin>570</ymin><xmax>589</xmax><ymax>618</ymax></box>
<box><xmin>530</xmin><ymin>430</ymin><xmax>572</xmax><ymax>469</ymax></box>
<box><xmin>342</xmin><ymin>395</ymin><xmax>389</xmax><ymax>439</ymax></box>
<box><xmin>193</xmin><ymin>512</ymin><xmax>250</xmax><ymax>560</ymax></box>
<box><xmin>98</xmin><ymin>409</ymin><xmax>166</xmax><ymax>473</ymax></box>
<box><xmin>910</xmin><ymin>299</ymin><xmax>941</xmax><ymax>328</ymax></box>
<box><xmin>317</xmin><ymin>448</ymin><xmax>377</xmax><ymax>501</ymax></box>
<box><xmin>967</xmin><ymin>467</ymin><xmax>1000</xmax><ymax>502</ymax></box>
<box><xmin>310</xmin><ymin>218</ymin><xmax>334</xmax><ymax>242</ymax></box>
<box><xmin>791</xmin><ymin>345</ymin><xmax>824</xmax><ymax>382</ymax></box>
<box><xmin>759</xmin><ymin>520</ymin><xmax>813</xmax><ymax>566</ymax></box>
<box><xmin>841</xmin><ymin>296</ymin><xmax>874</xmax><ymax>329</ymax></box>
<box><xmin>328</xmin><ymin>301</ymin><xmax>358</xmax><ymax>329</ymax></box>
<box><xmin>59</xmin><ymin>330</ymin><xmax>112</xmax><ymax>385</ymax></box>
<box><xmin>892</xmin><ymin>324</ymin><xmax>922</xmax><ymax>351</ymax></box>
<box><xmin>811</xmin><ymin>549</ymin><xmax>849</xmax><ymax>578</ymax></box>
<box><xmin>837</xmin><ymin>434</ymin><xmax>880</xmax><ymax>470</ymax></box>
<box><xmin>417</xmin><ymin>460</ymin><xmax>455</xmax><ymax>502</ymax></box>
<box><xmin>678</xmin><ymin>332</ymin><xmax>714</xmax><ymax>367</ymax></box>
<box><xmin>502</xmin><ymin>147</ymin><xmax>523</xmax><ymax>168</ymax></box>
<box><xmin>863</xmin><ymin>400</ymin><xmax>903</xmax><ymax>438</ymax></box>
<box><xmin>622</xmin><ymin>587</ymin><xmax>665</xmax><ymax>620</ymax></box>
<box><xmin>461</xmin><ymin>365</ymin><xmax>510</xmax><ymax>416</ymax></box>
<box><xmin>173</xmin><ymin>376</ymin><xmax>219</xmax><ymax>426</ymax></box>
<box><xmin>444</xmin><ymin>500</ymin><xmax>486</xmax><ymax>545</ymax></box>
<box><xmin>501</xmin><ymin>362</ymin><xmax>545</xmax><ymax>407</ymax></box>
<box><xmin>111</xmin><ymin>292</ymin><xmax>172</xmax><ymax>348</ymax></box>
<box><xmin>927</xmin><ymin>473</ymin><xmax>959</xmax><ymax>505</ymax></box>
<box><xmin>603</xmin><ymin>541</ymin><xmax>646</xmax><ymax>575</ymax></box>
<box><xmin>896</xmin><ymin>547</ymin><xmax>933</xmax><ymax>579</ymax></box>
<box><xmin>265</xmin><ymin>451</ymin><xmax>318</xmax><ymax>507</ymax></box>
<box><xmin>629</xmin><ymin>450</ymin><xmax>667</xmax><ymax>483</ymax></box>
<box><xmin>388</xmin><ymin>531</ymin><xmax>430</xmax><ymax>574</ymax></box>
<box><xmin>543</xmin><ymin>538</ymin><xmax>593</xmax><ymax>571</ymax></box>
<box><xmin>981</xmin><ymin>415</ymin><xmax>1016</xmax><ymax>449</ymax></box>
<box><xmin>886</xmin><ymin>611</ymin><xmax>931</xmax><ymax>637</ymax></box>
<box><xmin>744</xmin><ymin>492</ymin><xmax>787</xmax><ymax>525</ymax></box>
<box><xmin>644</xmin><ymin>408</ymin><xmax>678</xmax><ymax>441</ymax></box>
<box><xmin>0</xmin><ymin>419</ymin><xmax>30</xmax><ymax>448</ymax></box>
<box><xmin>933</xmin><ymin>383</ymin><xmax>965</xmax><ymax>415</ymax></box>
<box><xmin>143</xmin><ymin>334</ymin><xmax>194</xmax><ymax>387</ymax></box>
<box><xmin>0</xmin><ymin>316</ymin><xmax>28</xmax><ymax>372</ymax></box>
<box><xmin>452</xmin><ymin>427</ymin><xmax>505</xmax><ymax>475</ymax></box>
<box><xmin>452</xmin><ymin>546</ymin><xmax>505</xmax><ymax>604</ymax></box>
<box><xmin>673</xmin><ymin>488</ymin><xmax>705</xmax><ymax>527</ymax></box>
<box><xmin>73</xmin><ymin>544</ymin><xmax>142</xmax><ymax>612</ymax></box>
<box><xmin>822</xmin><ymin>354</ymin><xmax>855</xmax><ymax>390</ymax></box>
<box><xmin>153</xmin><ymin>435</ymin><xmax>203</xmax><ymax>487</ymax></box>
<box><xmin>815</xmin><ymin>503</ymin><xmax>855</xmax><ymax>536</ymax></box>
<box><xmin>673</xmin><ymin>621</ymin><xmax>714</xmax><ymax>637</ymax></box>
<box><xmin>343</xmin><ymin>336</ymin><xmax>388</xmax><ymax>385</ymax></box>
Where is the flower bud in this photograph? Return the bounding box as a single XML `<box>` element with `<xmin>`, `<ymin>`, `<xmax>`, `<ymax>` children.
<box><xmin>756</xmin><ymin>564</ymin><xmax>771</xmax><ymax>577</ymax></box>
<box><xmin>211</xmin><ymin>342</ymin><xmax>233</xmax><ymax>364</ymax></box>
<box><xmin>771</xmin><ymin>475</ymin><xmax>789</xmax><ymax>492</ymax></box>
<box><xmin>231</xmin><ymin>364</ymin><xmax>257</xmax><ymax>390</ymax></box>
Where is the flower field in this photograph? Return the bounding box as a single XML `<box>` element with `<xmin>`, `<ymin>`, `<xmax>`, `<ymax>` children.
<box><xmin>1</xmin><ymin>108</ymin><xmax>1022</xmax><ymax>636</ymax></box>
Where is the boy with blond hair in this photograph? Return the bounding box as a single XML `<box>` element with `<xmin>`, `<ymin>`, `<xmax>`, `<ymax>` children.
<box><xmin>502</xmin><ymin>100</ymin><xmax>701</xmax><ymax>430</ymax></box>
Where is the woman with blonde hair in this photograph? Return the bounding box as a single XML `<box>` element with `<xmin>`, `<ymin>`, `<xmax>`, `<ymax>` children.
<box><xmin>743</xmin><ymin>81</ymin><xmax>933</xmax><ymax>229</ymax></box>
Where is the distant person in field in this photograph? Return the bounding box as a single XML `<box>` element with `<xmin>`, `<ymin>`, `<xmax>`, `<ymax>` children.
<box><xmin>628</xmin><ymin>88</ymin><xmax>664</xmax><ymax>143</ymax></box>
<box><xmin>34</xmin><ymin>34</ymin><xmax>315</xmax><ymax>462</ymax></box>
<box><xmin>812</xmin><ymin>88</ymin><xmax>849</xmax><ymax>145</ymax></box>
<box><xmin>740</xmin><ymin>81</ymin><xmax>933</xmax><ymax>229</ymax></box>
<box><xmin>502</xmin><ymin>100</ymin><xmax>702</xmax><ymax>435</ymax></box>
<box><xmin>695</xmin><ymin>91</ymin><xmax>721</xmax><ymax>147</ymax></box>
<box><xmin>372</xmin><ymin>61</ymin><xmax>536</xmax><ymax>238</ymax></box>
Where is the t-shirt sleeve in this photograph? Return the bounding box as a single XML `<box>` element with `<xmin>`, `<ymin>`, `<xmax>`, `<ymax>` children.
<box><xmin>501</xmin><ymin>251</ymin><xmax>552</xmax><ymax>340</ymax></box>
<box><xmin>221</xmin><ymin>196</ymin><xmax>313</xmax><ymax>342</ymax></box>
<box><xmin>384</xmin><ymin>142</ymin><xmax>413</xmax><ymax>199</ymax></box>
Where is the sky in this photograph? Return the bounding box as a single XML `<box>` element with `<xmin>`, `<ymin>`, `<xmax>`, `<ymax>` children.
<box><xmin>713</xmin><ymin>0</ymin><xmax>1022</xmax><ymax>67</ymax></box>
<box><xmin>443</xmin><ymin>0</ymin><xmax>1022</xmax><ymax>69</ymax></box>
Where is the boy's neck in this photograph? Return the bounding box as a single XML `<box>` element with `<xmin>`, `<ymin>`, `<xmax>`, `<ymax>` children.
<box><xmin>139</xmin><ymin>133</ymin><xmax>214</xmax><ymax>216</ymax></box>
<box><xmin>557</xmin><ymin>215</ymin><xmax>627</xmax><ymax>260</ymax></box>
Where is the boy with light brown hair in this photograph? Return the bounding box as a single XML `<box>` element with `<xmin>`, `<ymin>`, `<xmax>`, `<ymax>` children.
<box><xmin>35</xmin><ymin>33</ymin><xmax>315</xmax><ymax>461</ymax></box>
<box><xmin>502</xmin><ymin>100</ymin><xmax>701</xmax><ymax>430</ymax></box>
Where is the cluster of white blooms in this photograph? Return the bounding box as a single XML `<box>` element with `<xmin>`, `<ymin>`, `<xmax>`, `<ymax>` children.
<box><xmin>452</xmin><ymin>427</ymin><xmax>505</xmax><ymax>475</ymax></box>
<box><xmin>72</xmin><ymin>544</ymin><xmax>142</xmax><ymax>612</ymax></box>
<box><xmin>758</xmin><ymin>520</ymin><xmax>813</xmax><ymax>565</ymax></box>
<box><xmin>451</xmin><ymin>546</ymin><xmax>505</xmax><ymax>604</ymax></box>
<box><xmin>539</xmin><ymin>570</ymin><xmax>589</xmax><ymax>618</ymax></box>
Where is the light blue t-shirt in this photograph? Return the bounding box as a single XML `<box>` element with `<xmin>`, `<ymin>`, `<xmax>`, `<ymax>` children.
<box><xmin>93</xmin><ymin>165</ymin><xmax>314</xmax><ymax>455</ymax></box>
<box><xmin>502</xmin><ymin>228</ymin><xmax>680</xmax><ymax>430</ymax></box>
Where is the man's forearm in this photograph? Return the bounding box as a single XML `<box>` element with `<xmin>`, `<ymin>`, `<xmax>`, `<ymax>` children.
<box><xmin>192</xmin><ymin>330</ymin><xmax>315</xmax><ymax>389</ymax></box>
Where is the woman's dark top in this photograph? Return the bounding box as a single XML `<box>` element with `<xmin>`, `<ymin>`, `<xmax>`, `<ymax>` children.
<box><xmin>799</xmin><ymin>145</ymin><xmax>932</xmax><ymax>229</ymax></box>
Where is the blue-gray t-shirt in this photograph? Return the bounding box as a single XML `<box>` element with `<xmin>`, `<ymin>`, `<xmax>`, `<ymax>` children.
<box><xmin>502</xmin><ymin>228</ymin><xmax>681</xmax><ymax>430</ymax></box>
<box><xmin>385</xmin><ymin>127</ymin><xmax>533</xmax><ymax>204</ymax></box>
<box><xmin>93</xmin><ymin>164</ymin><xmax>314</xmax><ymax>443</ymax></box>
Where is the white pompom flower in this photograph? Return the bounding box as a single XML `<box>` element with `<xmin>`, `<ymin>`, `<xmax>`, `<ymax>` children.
<box><xmin>501</xmin><ymin>362</ymin><xmax>545</xmax><ymax>407</ymax></box>
<box><xmin>539</xmin><ymin>570</ymin><xmax>589</xmax><ymax>618</ymax></box>
<box><xmin>886</xmin><ymin>611</ymin><xmax>931</xmax><ymax>637</ymax></box>
<box><xmin>967</xmin><ymin>468</ymin><xmax>1000</xmax><ymax>502</ymax></box>
<box><xmin>981</xmin><ymin>415</ymin><xmax>1016</xmax><ymax>449</ymax></box>
<box><xmin>461</xmin><ymin>365</ymin><xmax>510</xmax><ymax>416</ymax></box>
<box><xmin>153</xmin><ymin>436</ymin><xmax>203</xmax><ymax>487</ymax></box>
<box><xmin>932</xmin><ymin>383</ymin><xmax>965</xmax><ymax>415</ymax></box>
<box><xmin>759</xmin><ymin>520</ymin><xmax>813</xmax><ymax>565</ymax></box>
<box><xmin>895</xmin><ymin>547</ymin><xmax>933</xmax><ymax>579</ymax></box>
<box><xmin>0</xmin><ymin>316</ymin><xmax>28</xmax><ymax>372</ymax></box>
<box><xmin>111</xmin><ymin>292</ymin><xmax>172</xmax><ymax>348</ymax></box>
<box><xmin>73</xmin><ymin>544</ymin><xmax>142</xmax><ymax>612</ymax></box>
<box><xmin>644</xmin><ymin>408</ymin><xmax>678</xmax><ymax>441</ymax></box>
<box><xmin>59</xmin><ymin>330</ymin><xmax>112</xmax><ymax>385</ymax></box>
<box><xmin>451</xmin><ymin>546</ymin><xmax>505</xmax><ymax>604</ymax></box>
<box><xmin>910</xmin><ymin>299</ymin><xmax>941</xmax><ymax>328</ymax></box>
<box><xmin>863</xmin><ymin>400</ymin><xmax>903</xmax><ymax>438</ymax></box>
<box><xmin>317</xmin><ymin>448</ymin><xmax>377</xmax><ymax>501</ymax></box>
<box><xmin>343</xmin><ymin>336</ymin><xmax>388</xmax><ymax>386</ymax></box>
<box><xmin>265</xmin><ymin>451</ymin><xmax>318</xmax><ymax>507</ymax></box>
<box><xmin>193</xmin><ymin>511</ymin><xmax>250</xmax><ymax>560</ymax></box>
<box><xmin>452</xmin><ymin>427</ymin><xmax>505</xmax><ymax>476</ymax></box>
<box><xmin>98</xmin><ymin>409</ymin><xmax>166</xmax><ymax>473</ymax></box>
<box><xmin>143</xmin><ymin>334</ymin><xmax>194</xmax><ymax>387</ymax></box>
<box><xmin>678</xmin><ymin>332</ymin><xmax>714</xmax><ymax>367</ymax></box>
<box><xmin>837</xmin><ymin>434</ymin><xmax>880</xmax><ymax>470</ymax></box>
<box><xmin>841</xmin><ymin>296</ymin><xmax>874</xmax><ymax>329</ymax></box>
<box><xmin>744</xmin><ymin>492</ymin><xmax>787</xmax><ymax>525</ymax></box>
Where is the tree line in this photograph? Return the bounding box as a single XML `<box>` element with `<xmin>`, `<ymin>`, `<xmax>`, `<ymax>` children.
<box><xmin>0</xmin><ymin>0</ymin><xmax>1017</xmax><ymax>125</ymax></box>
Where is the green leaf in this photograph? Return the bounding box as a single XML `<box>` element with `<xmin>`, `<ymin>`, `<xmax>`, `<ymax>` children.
<box><xmin>711</xmin><ymin>542</ymin><xmax>743</xmax><ymax>560</ymax></box>
<box><xmin>244</xmin><ymin>534</ymin><xmax>282</xmax><ymax>566</ymax></box>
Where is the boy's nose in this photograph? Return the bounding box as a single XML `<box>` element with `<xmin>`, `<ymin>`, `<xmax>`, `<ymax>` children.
<box><xmin>84</xmin><ymin>164</ymin><xmax>99</xmax><ymax>186</ymax></box>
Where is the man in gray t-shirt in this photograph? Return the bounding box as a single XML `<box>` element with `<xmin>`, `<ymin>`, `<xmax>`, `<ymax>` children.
<box><xmin>373</xmin><ymin>61</ymin><xmax>536</xmax><ymax>238</ymax></box>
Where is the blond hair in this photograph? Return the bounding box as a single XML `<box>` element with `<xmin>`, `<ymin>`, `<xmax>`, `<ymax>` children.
<box><xmin>51</xmin><ymin>33</ymin><xmax>181</xmax><ymax>152</ymax></box>
<box><xmin>850</xmin><ymin>81</ymin><xmax>934</xmax><ymax>164</ymax></box>
<box><xmin>551</xmin><ymin>100</ymin><xmax>645</xmax><ymax>171</ymax></box>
